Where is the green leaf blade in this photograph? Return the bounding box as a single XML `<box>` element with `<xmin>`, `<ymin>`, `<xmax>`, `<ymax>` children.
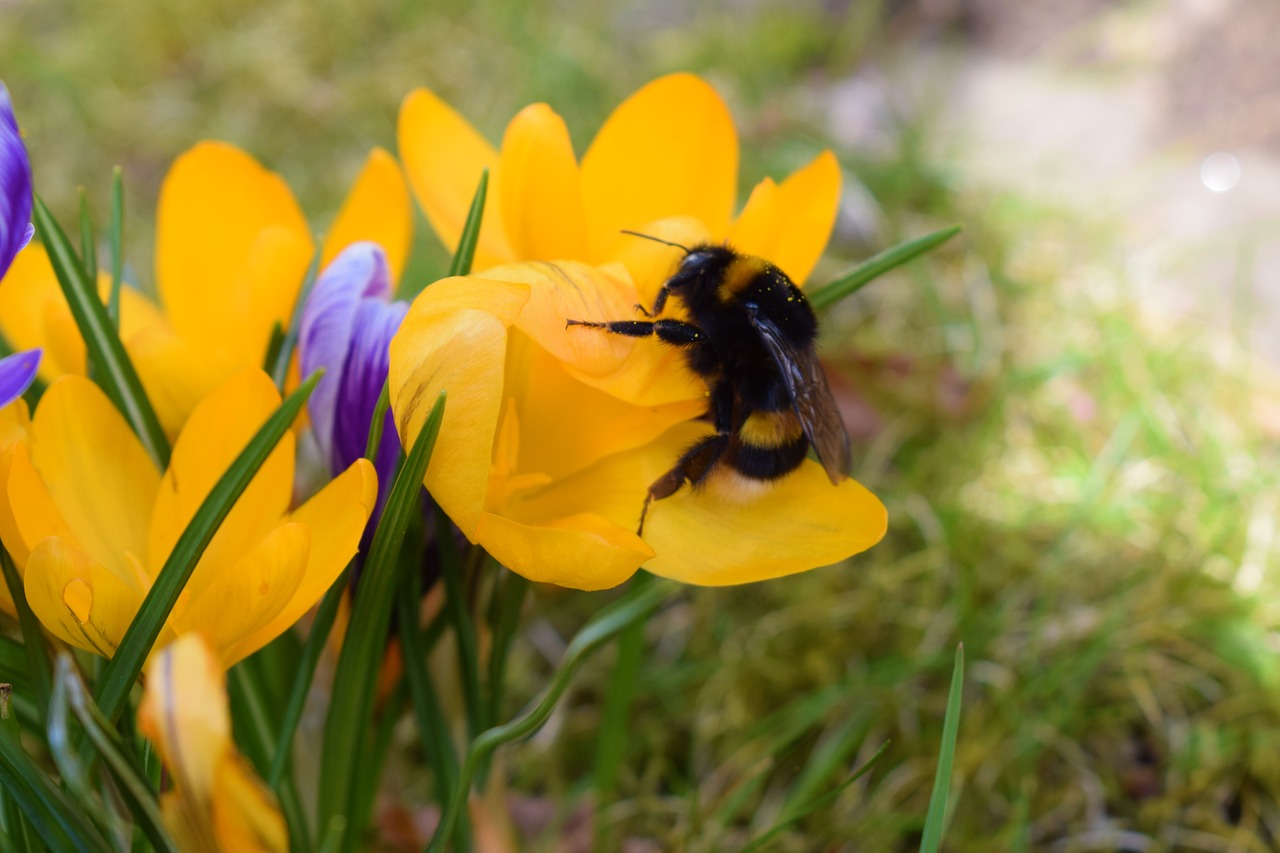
<box><xmin>107</xmin><ymin>168</ymin><xmax>124</xmax><ymax>328</ymax></box>
<box><xmin>31</xmin><ymin>196</ymin><xmax>170</xmax><ymax>469</ymax></box>
<box><xmin>448</xmin><ymin>170</ymin><xmax>488</xmax><ymax>278</ymax></box>
<box><xmin>317</xmin><ymin>390</ymin><xmax>446</xmax><ymax>849</ymax></box>
<box><xmin>920</xmin><ymin>643</ymin><xmax>965</xmax><ymax>853</ymax></box>
<box><xmin>808</xmin><ymin>225</ymin><xmax>962</xmax><ymax>310</ymax></box>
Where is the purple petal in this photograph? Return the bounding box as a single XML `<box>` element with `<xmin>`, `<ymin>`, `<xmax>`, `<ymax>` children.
<box><xmin>297</xmin><ymin>242</ymin><xmax>393</xmax><ymax>462</ymax></box>
<box><xmin>0</xmin><ymin>83</ymin><xmax>34</xmax><ymax>282</ymax></box>
<box><xmin>0</xmin><ymin>348</ymin><xmax>41</xmax><ymax>406</ymax></box>
<box><xmin>331</xmin><ymin>297</ymin><xmax>409</xmax><ymax>486</ymax></box>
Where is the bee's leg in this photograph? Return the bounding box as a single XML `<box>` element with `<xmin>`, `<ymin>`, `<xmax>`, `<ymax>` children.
<box><xmin>639</xmin><ymin>379</ymin><xmax>735</xmax><ymax>535</ymax></box>
<box><xmin>565</xmin><ymin>318</ymin><xmax>704</xmax><ymax>347</ymax></box>
<box><xmin>637</xmin><ymin>432</ymin><xmax>729</xmax><ymax>536</ymax></box>
<box><xmin>632</xmin><ymin>303</ymin><xmax>653</xmax><ymax>317</ymax></box>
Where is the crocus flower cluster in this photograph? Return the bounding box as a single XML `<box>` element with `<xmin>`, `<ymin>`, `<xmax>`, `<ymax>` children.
<box><xmin>389</xmin><ymin>74</ymin><xmax>886</xmax><ymax>589</ymax></box>
<box><xmin>0</xmin><ymin>71</ymin><xmax>893</xmax><ymax>848</ymax></box>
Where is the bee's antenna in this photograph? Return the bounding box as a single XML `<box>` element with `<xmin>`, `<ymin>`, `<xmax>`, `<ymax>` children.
<box><xmin>620</xmin><ymin>229</ymin><xmax>691</xmax><ymax>253</ymax></box>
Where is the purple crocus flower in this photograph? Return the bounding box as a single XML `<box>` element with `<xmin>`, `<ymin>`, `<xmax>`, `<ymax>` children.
<box><xmin>298</xmin><ymin>242</ymin><xmax>408</xmax><ymax>538</ymax></box>
<box><xmin>1</xmin><ymin>83</ymin><xmax>34</xmax><ymax>282</ymax></box>
<box><xmin>0</xmin><ymin>348</ymin><xmax>41</xmax><ymax>408</ymax></box>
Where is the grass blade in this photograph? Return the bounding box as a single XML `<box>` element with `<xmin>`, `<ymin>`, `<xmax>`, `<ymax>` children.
<box><xmin>807</xmin><ymin>225</ymin><xmax>962</xmax><ymax>310</ymax></box>
<box><xmin>228</xmin><ymin>664</ymin><xmax>312</xmax><ymax>852</ymax></box>
<box><xmin>592</xmin><ymin>574</ymin><xmax>650</xmax><ymax>848</ymax></box>
<box><xmin>484</xmin><ymin>569</ymin><xmax>527</xmax><ymax>732</ymax></box>
<box><xmin>920</xmin><ymin>643</ymin><xmax>965</xmax><ymax>853</ymax></box>
<box><xmin>57</xmin><ymin>656</ymin><xmax>179</xmax><ymax>853</ymax></box>
<box><xmin>0</xmin><ymin>693</ymin><xmax>114</xmax><ymax>852</ymax></box>
<box><xmin>363</xmin><ymin>379</ymin><xmax>390</xmax><ymax>460</ymax></box>
<box><xmin>427</xmin><ymin>577</ymin><xmax>672</xmax><ymax>853</ymax></box>
<box><xmin>740</xmin><ymin>740</ymin><xmax>889</xmax><ymax>853</ymax></box>
<box><xmin>32</xmin><ymin>196</ymin><xmax>170</xmax><ymax>469</ymax></box>
<box><xmin>348</xmin><ymin>681</ymin><xmax>405</xmax><ymax>847</ymax></box>
<box><xmin>0</xmin><ymin>687</ymin><xmax>37</xmax><ymax>853</ymax></box>
<box><xmin>448</xmin><ymin>170</ymin><xmax>488</xmax><ymax>278</ymax></box>
<box><xmin>107</xmin><ymin>168</ymin><xmax>124</xmax><ymax>328</ymax></box>
<box><xmin>317</xmin><ymin>391</ymin><xmax>446</xmax><ymax>849</ymax></box>
<box><xmin>77</xmin><ymin>189</ymin><xmax>96</xmax><ymax>283</ymax></box>
<box><xmin>438</xmin><ymin>516</ymin><xmax>482</xmax><ymax>741</ymax></box>
<box><xmin>93</xmin><ymin>371</ymin><xmax>323</xmax><ymax>723</ymax></box>
<box><xmin>46</xmin><ymin>663</ymin><xmax>96</xmax><ymax>815</ymax></box>
<box><xmin>396</xmin><ymin>556</ymin><xmax>466</xmax><ymax>850</ymax></box>
<box><xmin>0</xmin><ymin>550</ymin><xmax>50</xmax><ymax>716</ymax></box>
<box><xmin>266</xmin><ymin>569</ymin><xmax>346</xmax><ymax>788</ymax></box>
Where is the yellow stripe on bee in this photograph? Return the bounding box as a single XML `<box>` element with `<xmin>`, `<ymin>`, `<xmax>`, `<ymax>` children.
<box><xmin>739</xmin><ymin>409</ymin><xmax>803</xmax><ymax>447</ymax></box>
<box><xmin>717</xmin><ymin>254</ymin><xmax>770</xmax><ymax>299</ymax></box>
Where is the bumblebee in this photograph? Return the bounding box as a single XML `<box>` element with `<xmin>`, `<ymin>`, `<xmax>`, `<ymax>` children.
<box><xmin>567</xmin><ymin>237</ymin><xmax>851</xmax><ymax>534</ymax></box>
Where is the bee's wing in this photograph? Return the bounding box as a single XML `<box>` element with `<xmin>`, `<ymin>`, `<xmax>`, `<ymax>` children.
<box><xmin>746</xmin><ymin>306</ymin><xmax>851</xmax><ymax>484</ymax></box>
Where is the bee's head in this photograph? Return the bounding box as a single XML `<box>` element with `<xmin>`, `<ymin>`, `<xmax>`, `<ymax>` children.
<box><xmin>665</xmin><ymin>244</ymin><xmax>734</xmax><ymax>297</ymax></box>
<box><xmin>618</xmin><ymin>231</ymin><xmax>735</xmax><ymax>310</ymax></box>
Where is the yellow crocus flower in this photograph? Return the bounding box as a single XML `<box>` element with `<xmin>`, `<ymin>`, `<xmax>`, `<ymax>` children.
<box><xmin>0</xmin><ymin>140</ymin><xmax>411</xmax><ymax>436</ymax></box>
<box><xmin>398</xmin><ymin>72</ymin><xmax>841</xmax><ymax>285</ymax></box>
<box><xmin>138</xmin><ymin>634</ymin><xmax>287</xmax><ymax>853</ymax></box>
<box><xmin>390</xmin><ymin>73</ymin><xmax>884</xmax><ymax>589</ymax></box>
<box><xmin>0</xmin><ymin>368</ymin><xmax>376</xmax><ymax>664</ymax></box>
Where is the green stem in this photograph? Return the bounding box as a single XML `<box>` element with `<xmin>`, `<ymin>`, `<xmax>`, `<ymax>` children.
<box><xmin>591</xmin><ymin>573</ymin><xmax>652</xmax><ymax>847</ymax></box>
<box><xmin>397</xmin><ymin>567</ymin><xmax>467</xmax><ymax>849</ymax></box>
<box><xmin>229</xmin><ymin>666</ymin><xmax>313</xmax><ymax>853</ymax></box>
<box><xmin>267</xmin><ymin>569</ymin><xmax>347</xmax><ymax>788</ymax></box>
<box><xmin>438</xmin><ymin>517</ymin><xmax>483</xmax><ymax>743</ymax></box>
<box><xmin>427</xmin><ymin>578</ymin><xmax>671</xmax><ymax>853</ymax></box>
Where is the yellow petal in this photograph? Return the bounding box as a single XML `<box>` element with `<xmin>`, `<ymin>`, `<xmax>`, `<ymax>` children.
<box><xmin>389</xmin><ymin>277</ymin><xmax>530</xmax><ymax>537</ymax></box>
<box><xmin>24</xmin><ymin>537</ymin><xmax>149</xmax><ymax>657</ymax></box>
<box><xmin>211</xmin><ymin>755</ymin><xmax>289</xmax><ymax>853</ymax></box>
<box><xmin>643</xmin><ymin>456</ymin><xmax>887</xmax><ymax>586</ymax></box>
<box><xmin>139</xmin><ymin>634</ymin><xmax>230</xmax><ymax>806</ymax></box>
<box><xmin>0</xmin><ymin>398</ymin><xmax>29</xmax><ymax>451</ymax></box>
<box><xmin>148</xmin><ymin>370</ymin><xmax>293</xmax><ymax>594</ymax></box>
<box><xmin>172</xmin><ymin>522</ymin><xmax>309</xmax><ymax>667</ymax></box>
<box><xmin>727</xmin><ymin>151</ymin><xmax>841</xmax><ymax>285</ymax></box>
<box><xmin>156</xmin><ymin>141</ymin><xmax>312</xmax><ymax>371</ymax></box>
<box><xmin>0</xmin><ymin>246</ymin><xmax>81</xmax><ymax>379</ymax></box>
<box><xmin>725</xmin><ymin>177</ymin><xmax>779</xmax><ymax>262</ymax></box>
<box><xmin>0</xmin><ymin>247</ymin><xmax>171</xmax><ymax>383</ymax></box>
<box><xmin>580</xmin><ymin>74</ymin><xmax>738</xmax><ymax>261</ymax></box>
<box><xmin>498</xmin><ymin>335</ymin><xmax>701</xmax><ymax>485</ymax></box>
<box><xmin>142</xmin><ymin>636</ymin><xmax>286</xmax><ymax>853</ymax></box>
<box><xmin>125</xmin><ymin>324</ymin><xmax>235</xmax><ymax>438</ymax></box>
<box><xmin>321</xmin><ymin>147</ymin><xmax>413</xmax><ymax>284</ymax></box>
<box><xmin>475</xmin><ymin>510</ymin><xmax>650</xmax><ymax>591</ymax></box>
<box><xmin>0</xmin><ymin>402</ymin><xmax>30</xmax><ymax>615</ymax></box>
<box><xmin>0</xmin><ymin>442</ymin><xmax>75</xmax><ymax>569</ymax></box>
<box><xmin>498</xmin><ymin>104</ymin><xmax>589</xmax><ymax>261</ymax></box>
<box><xmin>223</xmin><ymin>459</ymin><xmax>376</xmax><ymax>665</ymax></box>
<box><xmin>398</xmin><ymin>88</ymin><xmax>513</xmax><ymax>270</ymax></box>
<box><xmin>28</xmin><ymin>376</ymin><xmax>160</xmax><ymax>578</ymax></box>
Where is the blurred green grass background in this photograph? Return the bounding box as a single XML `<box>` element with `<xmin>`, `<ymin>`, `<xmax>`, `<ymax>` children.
<box><xmin>7</xmin><ymin>0</ymin><xmax>1280</xmax><ymax>850</ymax></box>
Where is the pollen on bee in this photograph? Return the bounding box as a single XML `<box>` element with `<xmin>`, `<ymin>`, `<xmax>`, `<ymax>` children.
<box><xmin>706</xmin><ymin>468</ymin><xmax>772</xmax><ymax>504</ymax></box>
